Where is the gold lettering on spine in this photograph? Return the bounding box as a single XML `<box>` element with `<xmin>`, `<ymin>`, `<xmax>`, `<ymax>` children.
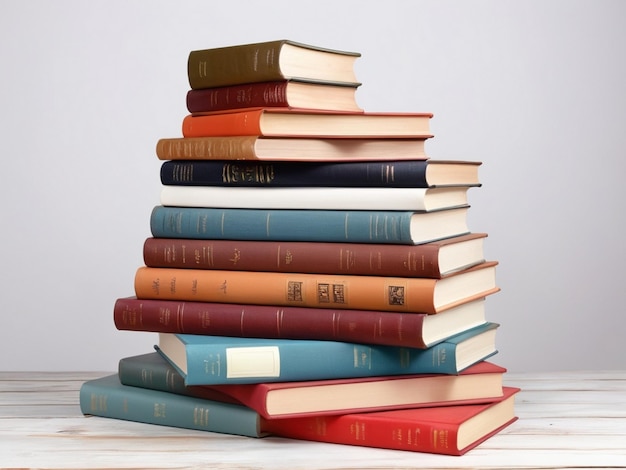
<box><xmin>194</xmin><ymin>406</ymin><xmax>210</xmax><ymax>427</ymax></box>
<box><xmin>153</xmin><ymin>402</ymin><xmax>166</xmax><ymax>418</ymax></box>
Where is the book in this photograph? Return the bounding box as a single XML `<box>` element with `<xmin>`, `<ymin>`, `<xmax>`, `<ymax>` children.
<box><xmin>118</xmin><ymin>352</ymin><xmax>507</xmax><ymax>419</ymax></box>
<box><xmin>133</xmin><ymin>261</ymin><xmax>499</xmax><ymax>314</ymax></box>
<box><xmin>154</xmin><ymin>322</ymin><xmax>499</xmax><ymax>385</ymax></box>
<box><xmin>159</xmin><ymin>159</ymin><xmax>480</xmax><ymax>187</ymax></box>
<box><xmin>160</xmin><ymin>185</ymin><xmax>471</xmax><ymax>212</ymax></box>
<box><xmin>79</xmin><ymin>374</ymin><xmax>266</xmax><ymax>438</ymax></box>
<box><xmin>181</xmin><ymin>108</ymin><xmax>433</xmax><ymax>138</ymax></box>
<box><xmin>187</xmin><ymin>40</ymin><xmax>361</xmax><ymax>89</ymax></box>
<box><xmin>113</xmin><ymin>296</ymin><xmax>489</xmax><ymax>349</ymax></box>
<box><xmin>148</xmin><ymin>205</ymin><xmax>471</xmax><ymax>245</ymax></box>
<box><xmin>263</xmin><ymin>386</ymin><xmax>520</xmax><ymax>455</ymax></box>
<box><xmin>186</xmin><ymin>80</ymin><xmax>362</xmax><ymax>113</ymax></box>
<box><xmin>155</xmin><ymin>136</ymin><xmax>429</xmax><ymax>162</ymax></box>
<box><xmin>141</xmin><ymin>233</ymin><xmax>488</xmax><ymax>278</ymax></box>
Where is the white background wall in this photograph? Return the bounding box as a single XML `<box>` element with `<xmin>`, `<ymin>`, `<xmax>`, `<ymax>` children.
<box><xmin>1</xmin><ymin>0</ymin><xmax>624</xmax><ymax>373</ymax></box>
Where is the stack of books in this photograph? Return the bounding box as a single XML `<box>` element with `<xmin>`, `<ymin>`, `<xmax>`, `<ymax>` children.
<box><xmin>80</xmin><ymin>40</ymin><xmax>519</xmax><ymax>457</ymax></box>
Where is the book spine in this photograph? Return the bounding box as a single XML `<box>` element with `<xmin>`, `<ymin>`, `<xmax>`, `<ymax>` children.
<box><xmin>182</xmin><ymin>111</ymin><xmax>263</xmax><ymax>137</ymax></box>
<box><xmin>79</xmin><ymin>375</ymin><xmax>264</xmax><ymax>437</ymax></box>
<box><xmin>263</xmin><ymin>413</ymin><xmax>462</xmax><ymax>455</ymax></box>
<box><xmin>113</xmin><ymin>297</ymin><xmax>430</xmax><ymax>348</ymax></box>
<box><xmin>142</xmin><ymin>237</ymin><xmax>442</xmax><ymax>278</ymax></box>
<box><xmin>186</xmin><ymin>82</ymin><xmax>289</xmax><ymax>113</ymax></box>
<box><xmin>170</xmin><ymin>334</ymin><xmax>467</xmax><ymax>385</ymax></box>
<box><xmin>159</xmin><ymin>160</ymin><xmax>430</xmax><ymax>187</ymax></box>
<box><xmin>149</xmin><ymin>206</ymin><xmax>416</xmax><ymax>244</ymax></box>
<box><xmin>156</xmin><ymin>136</ymin><xmax>259</xmax><ymax>161</ymax></box>
<box><xmin>133</xmin><ymin>266</ymin><xmax>438</xmax><ymax>313</ymax></box>
<box><xmin>188</xmin><ymin>41</ymin><xmax>286</xmax><ymax>89</ymax></box>
<box><xmin>117</xmin><ymin>354</ymin><xmax>242</xmax><ymax>404</ymax></box>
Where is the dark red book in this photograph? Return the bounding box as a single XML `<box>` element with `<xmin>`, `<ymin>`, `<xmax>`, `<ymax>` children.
<box><xmin>113</xmin><ymin>296</ymin><xmax>488</xmax><ymax>349</ymax></box>
<box><xmin>264</xmin><ymin>386</ymin><xmax>520</xmax><ymax>455</ymax></box>
<box><xmin>186</xmin><ymin>80</ymin><xmax>361</xmax><ymax>114</ymax></box>
<box><xmin>142</xmin><ymin>233</ymin><xmax>487</xmax><ymax>279</ymax></box>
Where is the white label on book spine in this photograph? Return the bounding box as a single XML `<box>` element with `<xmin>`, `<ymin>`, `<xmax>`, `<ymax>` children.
<box><xmin>226</xmin><ymin>346</ymin><xmax>281</xmax><ymax>378</ymax></box>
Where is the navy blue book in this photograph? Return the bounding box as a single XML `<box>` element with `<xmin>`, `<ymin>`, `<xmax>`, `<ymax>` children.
<box><xmin>155</xmin><ymin>322</ymin><xmax>499</xmax><ymax>385</ymax></box>
<box><xmin>160</xmin><ymin>160</ymin><xmax>481</xmax><ymax>187</ymax></box>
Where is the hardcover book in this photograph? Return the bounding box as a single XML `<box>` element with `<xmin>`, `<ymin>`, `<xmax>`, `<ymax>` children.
<box><xmin>133</xmin><ymin>261</ymin><xmax>499</xmax><ymax>314</ymax></box>
<box><xmin>186</xmin><ymin>79</ymin><xmax>362</xmax><ymax>113</ymax></box>
<box><xmin>118</xmin><ymin>353</ymin><xmax>507</xmax><ymax>419</ymax></box>
<box><xmin>181</xmin><ymin>108</ymin><xmax>432</xmax><ymax>139</ymax></box>
<box><xmin>159</xmin><ymin>159</ymin><xmax>480</xmax><ymax>187</ymax></box>
<box><xmin>113</xmin><ymin>296</ymin><xmax>489</xmax><ymax>349</ymax></box>
<box><xmin>187</xmin><ymin>40</ymin><xmax>361</xmax><ymax>89</ymax></box>
<box><xmin>79</xmin><ymin>374</ymin><xmax>266</xmax><ymax>437</ymax></box>
<box><xmin>154</xmin><ymin>322</ymin><xmax>499</xmax><ymax>385</ymax></box>
<box><xmin>263</xmin><ymin>387</ymin><xmax>520</xmax><ymax>455</ymax></box>
<box><xmin>155</xmin><ymin>136</ymin><xmax>429</xmax><ymax>162</ymax></box>
<box><xmin>141</xmin><ymin>232</ymin><xmax>488</xmax><ymax>278</ymax></box>
<box><xmin>159</xmin><ymin>185</ymin><xmax>471</xmax><ymax>212</ymax></box>
<box><xmin>148</xmin><ymin>205</ymin><xmax>471</xmax><ymax>245</ymax></box>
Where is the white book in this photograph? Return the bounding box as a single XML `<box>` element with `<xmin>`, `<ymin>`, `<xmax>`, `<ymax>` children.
<box><xmin>160</xmin><ymin>185</ymin><xmax>472</xmax><ymax>211</ymax></box>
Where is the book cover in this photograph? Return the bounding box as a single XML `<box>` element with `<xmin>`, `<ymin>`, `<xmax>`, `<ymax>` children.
<box><xmin>79</xmin><ymin>374</ymin><xmax>266</xmax><ymax>437</ymax></box>
<box><xmin>188</xmin><ymin>40</ymin><xmax>361</xmax><ymax>89</ymax></box>
<box><xmin>113</xmin><ymin>296</ymin><xmax>489</xmax><ymax>349</ymax></box>
<box><xmin>155</xmin><ymin>136</ymin><xmax>429</xmax><ymax>162</ymax></box>
<box><xmin>118</xmin><ymin>353</ymin><xmax>507</xmax><ymax>419</ymax></box>
<box><xmin>181</xmin><ymin>108</ymin><xmax>432</xmax><ymax>138</ymax></box>
<box><xmin>263</xmin><ymin>387</ymin><xmax>520</xmax><ymax>455</ymax></box>
<box><xmin>159</xmin><ymin>185</ymin><xmax>471</xmax><ymax>212</ymax></box>
<box><xmin>141</xmin><ymin>233</ymin><xmax>488</xmax><ymax>279</ymax></box>
<box><xmin>133</xmin><ymin>261</ymin><xmax>499</xmax><ymax>314</ymax></box>
<box><xmin>159</xmin><ymin>159</ymin><xmax>481</xmax><ymax>187</ymax></box>
<box><xmin>154</xmin><ymin>322</ymin><xmax>499</xmax><ymax>385</ymax></box>
<box><xmin>148</xmin><ymin>205</ymin><xmax>471</xmax><ymax>245</ymax></box>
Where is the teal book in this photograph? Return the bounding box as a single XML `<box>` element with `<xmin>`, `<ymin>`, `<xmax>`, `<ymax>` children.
<box><xmin>155</xmin><ymin>322</ymin><xmax>499</xmax><ymax>385</ymax></box>
<box><xmin>149</xmin><ymin>205</ymin><xmax>470</xmax><ymax>245</ymax></box>
<box><xmin>79</xmin><ymin>374</ymin><xmax>266</xmax><ymax>437</ymax></box>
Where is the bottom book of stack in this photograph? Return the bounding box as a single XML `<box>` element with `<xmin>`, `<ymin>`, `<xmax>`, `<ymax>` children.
<box><xmin>80</xmin><ymin>352</ymin><xmax>519</xmax><ymax>456</ymax></box>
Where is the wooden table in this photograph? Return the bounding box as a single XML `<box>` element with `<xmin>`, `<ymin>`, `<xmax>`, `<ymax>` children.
<box><xmin>1</xmin><ymin>370</ymin><xmax>625</xmax><ymax>469</ymax></box>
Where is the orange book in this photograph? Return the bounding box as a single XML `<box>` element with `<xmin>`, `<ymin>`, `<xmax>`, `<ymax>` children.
<box><xmin>181</xmin><ymin>108</ymin><xmax>433</xmax><ymax>138</ymax></box>
<box><xmin>133</xmin><ymin>261</ymin><xmax>499</xmax><ymax>314</ymax></box>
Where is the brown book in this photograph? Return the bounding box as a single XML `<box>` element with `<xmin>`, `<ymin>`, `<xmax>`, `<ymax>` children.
<box><xmin>155</xmin><ymin>135</ymin><xmax>429</xmax><ymax>162</ymax></box>
<box><xmin>186</xmin><ymin>80</ymin><xmax>362</xmax><ymax>113</ymax></box>
<box><xmin>113</xmin><ymin>296</ymin><xmax>489</xmax><ymax>349</ymax></box>
<box><xmin>187</xmin><ymin>40</ymin><xmax>361</xmax><ymax>89</ymax></box>
<box><xmin>142</xmin><ymin>233</ymin><xmax>488</xmax><ymax>278</ymax></box>
<box><xmin>133</xmin><ymin>261</ymin><xmax>499</xmax><ymax>314</ymax></box>
<box><xmin>181</xmin><ymin>108</ymin><xmax>432</xmax><ymax>138</ymax></box>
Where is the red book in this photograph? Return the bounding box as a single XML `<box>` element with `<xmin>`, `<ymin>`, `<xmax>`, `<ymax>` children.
<box><xmin>113</xmin><ymin>296</ymin><xmax>489</xmax><ymax>349</ymax></box>
<box><xmin>181</xmin><ymin>108</ymin><xmax>433</xmax><ymax>138</ymax></box>
<box><xmin>118</xmin><ymin>353</ymin><xmax>507</xmax><ymax>420</ymax></box>
<box><xmin>264</xmin><ymin>386</ymin><xmax>520</xmax><ymax>455</ymax></box>
<box><xmin>186</xmin><ymin>80</ymin><xmax>362</xmax><ymax>114</ymax></box>
<box><xmin>142</xmin><ymin>233</ymin><xmax>488</xmax><ymax>279</ymax></box>
<box><xmin>209</xmin><ymin>361</ymin><xmax>507</xmax><ymax>419</ymax></box>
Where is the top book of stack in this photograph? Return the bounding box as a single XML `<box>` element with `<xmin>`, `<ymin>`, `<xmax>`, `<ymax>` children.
<box><xmin>186</xmin><ymin>40</ymin><xmax>362</xmax><ymax>113</ymax></box>
<box><xmin>187</xmin><ymin>39</ymin><xmax>361</xmax><ymax>89</ymax></box>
